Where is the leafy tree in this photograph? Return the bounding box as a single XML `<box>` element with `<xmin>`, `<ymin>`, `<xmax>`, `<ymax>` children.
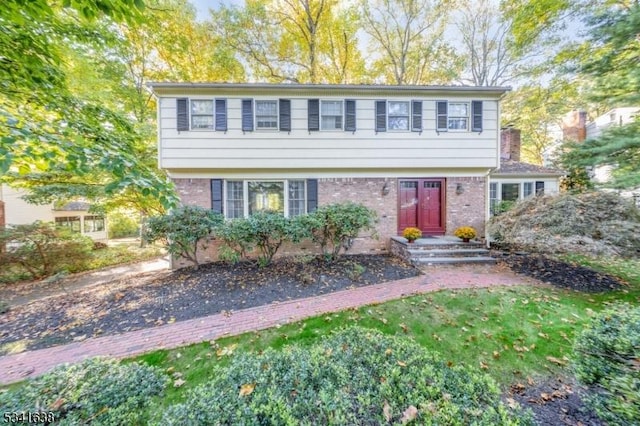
<box><xmin>0</xmin><ymin>0</ymin><xmax>178</xmax><ymax>215</ymax></box>
<box><xmin>144</xmin><ymin>206</ymin><xmax>224</xmax><ymax>268</ymax></box>
<box><xmin>558</xmin><ymin>2</ymin><xmax>640</xmax><ymax>190</ymax></box>
<box><xmin>214</xmin><ymin>0</ymin><xmax>365</xmax><ymax>83</ymax></box>
<box><xmin>359</xmin><ymin>0</ymin><xmax>461</xmax><ymax>84</ymax></box>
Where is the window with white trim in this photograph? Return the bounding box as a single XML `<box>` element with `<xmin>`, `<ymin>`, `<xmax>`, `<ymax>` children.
<box><xmin>226</xmin><ymin>181</ymin><xmax>244</xmax><ymax>219</ymax></box>
<box><xmin>489</xmin><ymin>183</ymin><xmax>498</xmax><ymax>215</ymax></box>
<box><xmin>448</xmin><ymin>102</ymin><xmax>469</xmax><ymax>130</ymax></box>
<box><xmin>321</xmin><ymin>100</ymin><xmax>343</xmax><ymax>130</ymax></box>
<box><xmin>255</xmin><ymin>100</ymin><xmax>278</xmax><ymax>129</ymax></box>
<box><xmin>190</xmin><ymin>100</ymin><xmax>214</xmax><ymax>129</ymax></box>
<box><xmin>225</xmin><ymin>180</ymin><xmax>308</xmax><ymax>218</ymax></box>
<box><xmin>55</xmin><ymin>216</ymin><xmax>81</xmax><ymax>232</ymax></box>
<box><xmin>388</xmin><ymin>101</ymin><xmax>410</xmax><ymax>130</ymax></box>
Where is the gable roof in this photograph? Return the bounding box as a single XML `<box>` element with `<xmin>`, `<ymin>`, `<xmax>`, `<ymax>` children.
<box><xmin>492</xmin><ymin>160</ymin><xmax>564</xmax><ymax>177</ymax></box>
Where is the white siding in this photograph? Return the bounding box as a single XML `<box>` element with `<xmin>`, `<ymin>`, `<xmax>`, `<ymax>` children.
<box><xmin>158</xmin><ymin>95</ymin><xmax>501</xmax><ymax>172</ymax></box>
<box><xmin>1</xmin><ymin>185</ymin><xmax>54</xmax><ymax>225</ymax></box>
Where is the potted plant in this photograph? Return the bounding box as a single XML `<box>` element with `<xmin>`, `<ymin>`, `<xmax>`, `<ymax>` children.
<box><xmin>454</xmin><ymin>226</ymin><xmax>477</xmax><ymax>242</ymax></box>
<box><xmin>402</xmin><ymin>227</ymin><xmax>422</xmax><ymax>243</ymax></box>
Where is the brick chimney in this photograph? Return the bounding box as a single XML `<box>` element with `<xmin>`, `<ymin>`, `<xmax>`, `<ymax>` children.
<box><xmin>561</xmin><ymin>110</ymin><xmax>587</xmax><ymax>142</ymax></box>
<box><xmin>500</xmin><ymin>127</ymin><xmax>521</xmax><ymax>162</ymax></box>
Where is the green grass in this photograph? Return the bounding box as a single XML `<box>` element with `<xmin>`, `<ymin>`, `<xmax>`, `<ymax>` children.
<box><xmin>133</xmin><ymin>255</ymin><xmax>640</xmax><ymax>410</ymax></box>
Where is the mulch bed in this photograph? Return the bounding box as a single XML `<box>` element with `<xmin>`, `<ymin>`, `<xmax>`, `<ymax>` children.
<box><xmin>500</xmin><ymin>254</ymin><xmax>626</xmax><ymax>292</ymax></box>
<box><xmin>0</xmin><ymin>255</ymin><xmax>419</xmax><ymax>355</ymax></box>
<box><xmin>507</xmin><ymin>376</ymin><xmax>604</xmax><ymax>426</ymax></box>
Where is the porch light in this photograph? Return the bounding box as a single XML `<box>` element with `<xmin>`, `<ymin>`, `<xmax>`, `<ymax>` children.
<box><xmin>381</xmin><ymin>181</ymin><xmax>390</xmax><ymax>196</ymax></box>
<box><xmin>456</xmin><ymin>183</ymin><xmax>464</xmax><ymax>195</ymax></box>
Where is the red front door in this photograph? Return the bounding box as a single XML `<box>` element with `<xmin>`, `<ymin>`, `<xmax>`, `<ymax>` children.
<box><xmin>398</xmin><ymin>179</ymin><xmax>445</xmax><ymax>235</ymax></box>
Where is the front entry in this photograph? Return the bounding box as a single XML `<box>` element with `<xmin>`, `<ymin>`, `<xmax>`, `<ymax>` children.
<box><xmin>398</xmin><ymin>178</ymin><xmax>446</xmax><ymax>235</ymax></box>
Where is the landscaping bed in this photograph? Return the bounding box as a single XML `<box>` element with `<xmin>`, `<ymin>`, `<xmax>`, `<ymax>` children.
<box><xmin>0</xmin><ymin>255</ymin><xmax>419</xmax><ymax>355</ymax></box>
<box><xmin>500</xmin><ymin>254</ymin><xmax>626</xmax><ymax>292</ymax></box>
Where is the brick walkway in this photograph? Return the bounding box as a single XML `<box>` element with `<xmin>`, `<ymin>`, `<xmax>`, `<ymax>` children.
<box><xmin>0</xmin><ymin>268</ymin><xmax>538</xmax><ymax>385</ymax></box>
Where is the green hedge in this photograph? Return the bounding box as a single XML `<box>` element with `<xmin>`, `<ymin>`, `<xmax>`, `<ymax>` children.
<box><xmin>0</xmin><ymin>358</ymin><xmax>167</xmax><ymax>425</ymax></box>
<box><xmin>157</xmin><ymin>327</ymin><xmax>532</xmax><ymax>425</ymax></box>
<box><xmin>573</xmin><ymin>303</ymin><xmax>640</xmax><ymax>425</ymax></box>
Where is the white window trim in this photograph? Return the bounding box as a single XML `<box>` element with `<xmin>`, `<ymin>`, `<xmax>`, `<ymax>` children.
<box><xmin>223</xmin><ymin>179</ymin><xmax>307</xmax><ymax>219</ymax></box>
<box><xmin>255</xmin><ymin>99</ymin><xmax>279</xmax><ymax>131</ymax></box>
<box><xmin>387</xmin><ymin>100</ymin><xmax>411</xmax><ymax>132</ymax></box>
<box><xmin>190</xmin><ymin>98</ymin><xmax>215</xmax><ymax>131</ymax></box>
<box><xmin>447</xmin><ymin>102</ymin><xmax>469</xmax><ymax>132</ymax></box>
<box><xmin>320</xmin><ymin>99</ymin><xmax>344</xmax><ymax>131</ymax></box>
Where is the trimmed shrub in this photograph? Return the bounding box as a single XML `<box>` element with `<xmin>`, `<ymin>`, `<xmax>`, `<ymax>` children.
<box><xmin>144</xmin><ymin>205</ymin><xmax>223</xmax><ymax>268</ymax></box>
<box><xmin>0</xmin><ymin>222</ymin><xmax>93</xmax><ymax>280</ymax></box>
<box><xmin>573</xmin><ymin>304</ymin><xmax>640</xmax><ymax>425</ymax></box>
<box><xmin>247</xmin><ymin>211</ymin><xmax>290</xmax><ymax>267</ymax></box>
<box><xmin>0</xmin><ymin>358</ymin><xmax>168</xmax><ymax>425</ymax></box>
<box><xmin>157</xmin><ymin>327</ymin><xmax>532</xmax><ymax>425</ymax></box>
<box><xmin>308</xmin><ymin>202</ymin><xmax>377</xmax><ymax>260</ymax></box>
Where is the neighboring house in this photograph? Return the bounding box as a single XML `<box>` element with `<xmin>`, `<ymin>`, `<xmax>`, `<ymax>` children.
<box><xmin>560</xmin><ymin>108</ymin><xmax>640</xmax><ymax>204</ymax></box>
<box><xmin>148</xmin><ymin>82</ymin><xmax>510</xmax><ymax>259</ymax></box>
<box><xmin>489</xmin><ymin>127</ymin><xmax>563</xmax><ymax>214</ymax></box>
<box><xmin>0</xmin><ymin>184</ymin><xmax>108</xmax><ymax>241</ymax></box>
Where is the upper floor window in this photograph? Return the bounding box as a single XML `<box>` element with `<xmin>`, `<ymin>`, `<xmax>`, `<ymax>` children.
<box><xmin>176</xmin><ymin>98</ymin><xmax>227</xmax><ymax>131</ymax></box>
<box><xmin>388</xmin><ymin>101</ymin><xmax>410</xmax><ymax>130</ymax></box>
<box><xmin>321</xmin><ymin>100</ymin><xmax>343</xmax><ymax>130</ymax></box>
<box><xmin>436</xmin><ymin>100</ymin><xmax>483</xmax><ymax>133</ymax></box>
<box><xmin>375</xmin><ymin>100</ymin><xmax>422</xmax><ymax>132</ymax></box>
<box><xmin>447</xmin><ymin>103</ymin><xmax>469</xmax><ymax>130</ymax></box>
<box><xmin>191</xmin><ymin>100</ymin><xmax>214</xmax><ymax>129</ymax></box>
<box><xmin>256</xmin><ymin>100</ymin><xmax>278</xmax><ymax>130</ymax></box>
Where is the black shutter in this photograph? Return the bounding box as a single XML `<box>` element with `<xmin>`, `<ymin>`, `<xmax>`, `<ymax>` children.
<box><xmin>177</xmin><ymin>98</ymin><xmax>189</xmax><ymax>131</ymax></box>
<box><xmin>211</xmin><ymin>179</ymin><xmax>223</xmax><ymax>214</ymax></box>
<box><xmin>279</xmin><ymin>99</ymin><xmax>291</xmax><ymax>131</ymax></box>
<box><xmin>375</xmin><ymin>100</ymin><xmax>386</xmax><ymax>132</ymax></box>
<box><xmin>306</xmin><ymin>179</ymin><xmax>318</xmax><ymax>212</ymax></box>
<box><xmin>215</xmin><ymin>99</ymin><xmax>227</xmax><ymax>131</ymax></box>
<box><xmin>472</xmin><ymin>100</ymin><xmax>483</xmax><ymax>132</ymax></box>
<box><xmin>242</xmin><ymin>99</ymin><xmax>253</xmax><ymax>131</ymax></box>
<box><xmin>411</xmin><ymin>100</ymin><xmax>422</xmax><ymax>132</ymax></box>
<box><xmin>436</xmin><ymin>101</ymin><xmax>448</xmax><ymax>132</ymax></box>
<box><xmin>345</xmin><ymin>99</ymin><xmax>356</xmax><ymax>132</ymax></box>
<box><xmin>308</xmin><ymin>99</ymin><xmax>319</xmax><ymax>131</ymax></box>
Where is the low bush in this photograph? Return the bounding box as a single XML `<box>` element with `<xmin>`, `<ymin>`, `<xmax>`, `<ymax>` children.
<box><xmin>573</xmin><ymin>304</ymin><xmax>640</xmax><ymax>425</ymax></box>
<box><xmin>107</xmin><ymin>210</ymin><xmax>140</xmax><ymax>239</ymax></box>
<box><xmin>307</xmin><ymin>202</ymin><xmax>377</xmax><ymax>261</ymax></box>
<box><xmin>0</xmin><ymin>222</ymin><xmax>94</xmax><ymax>281</ymax></box>
<box><xmin>0</xmin><ymin>358</ymin><xmax>168</xmax><ymax>425</ymax></box>
<box><xmin>157</xmin><ymin>327</ymin><xmax>532</xmax><ymax>425</ymax></box>
<box><xmin>247</xmin><ymin>211</ymin><xmax>290</xmax><ymax>266</ymax></box>
<box><xmin>144</xmin><ymin>205</ymin><xmax>223</xmax><ymax>268</ymax></box>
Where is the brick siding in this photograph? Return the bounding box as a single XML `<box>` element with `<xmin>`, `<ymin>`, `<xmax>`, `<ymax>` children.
<box><xmin>445</xmin><ymin>177</ymin><xmax>486</xmax><ymax>238</ymax></box>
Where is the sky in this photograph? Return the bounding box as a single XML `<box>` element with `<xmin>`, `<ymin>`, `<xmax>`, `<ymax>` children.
<box><xmin>191</xmin><ymin>0</ymin><xmax>244</xmax><ymax>20</ymax></box>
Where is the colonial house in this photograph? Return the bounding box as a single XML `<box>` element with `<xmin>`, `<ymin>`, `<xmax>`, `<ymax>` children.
<box><xmin>148</xmin><ymin>82</ymin><xmax>511</xmax><ymax>258</ymax></box>
<box><xmin>489</xmin><ymin>127</ymin><xmax>562</xmax><ymax>214</ymax></box>
<box><xmin>0</xmin><ymin>184</ymin><xmax>108</xmax><ymax>241</ymax></box>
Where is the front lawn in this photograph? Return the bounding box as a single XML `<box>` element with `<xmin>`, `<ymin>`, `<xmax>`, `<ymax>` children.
<box><xmin>131</xmin><ymin>256</ymin><xmax>639</xmax><ymax>418</ymax></box>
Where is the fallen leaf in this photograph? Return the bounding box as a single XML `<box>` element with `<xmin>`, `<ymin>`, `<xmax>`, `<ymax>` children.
<box><xmin>546</xmin><ymin>356</ymin><xmax>567</xmax><ymax>366</ymax></box>
<box><xmin>480</xmin><ymin>361</ymin><xmax>489</xmax><ymax>370</ymax></box>
<box><xmin>399</xmin><ymin>323</ymin><xmax>408</xmax><ymax>333</ymax></box>
<box><xmin>173</xmin><ymin>379</ymin><xmax>186</xmax><ymax>388</ymax></box>
<box><xmin>383</xmin><ymin>400</ymin><xmax>392</xmax><ymax>422</ymax></box>
<box><xmin>506</xmin><ymin>397</ymin><xmax>520</xmax><ymax>410</ymax></box>
<box><xmin>401</xmin><ymin>405</ymin><xmax>418</xmax><ymax>423</ymax></box>
<box><xmin>397</xmin><ymin>360</ymin><xmax>407</xmax><ymax>367</ymax></box>
<box><xmin>239</xmin><ymin>383</ymin><xmax>256</xmax><ymax>397</ymax></box>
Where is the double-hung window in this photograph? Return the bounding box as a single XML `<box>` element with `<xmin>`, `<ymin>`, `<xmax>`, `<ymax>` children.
<box><xmin>321</xmin><ymin>100</ymin><xmax>343</xmax><ymax>130</ymax></box>
<box><xmin>388</xmin><ymin>101</ymin><xmax>410</xmax><ymax>130</ymax></box>
<box><xmin>84</xmin><ymin>215</ymin><xmax>105</xmax><ymax>232</ymax></box>
<box><xmin>447</xmin><ymin>103</ymin><xmax>469</xmax><ymax>130</ymax></box>
<box><xmin>190</xmin><ymin>100</ymin><xmax>214</xmax><ymax>129</ymax></box>
<box><xmin>255</xmin><ymin>100</ymin><xmax>278</xmax><ymax>130</ymax></box>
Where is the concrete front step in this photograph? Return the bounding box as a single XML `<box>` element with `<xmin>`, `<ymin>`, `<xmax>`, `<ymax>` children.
<box><xmin>412</xmin><ymin>256</ymin><xmax>497</xmax><ymax>265</ymax></box>
<box><xmin>408</xmin><ymin>248</ymin><xmax>490</xmax><ymax>257</ymax></box>
<box><xmin>407</xmin><ymin>242</ymin><xmax>485</xmax><ymax>250</ymax></box>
